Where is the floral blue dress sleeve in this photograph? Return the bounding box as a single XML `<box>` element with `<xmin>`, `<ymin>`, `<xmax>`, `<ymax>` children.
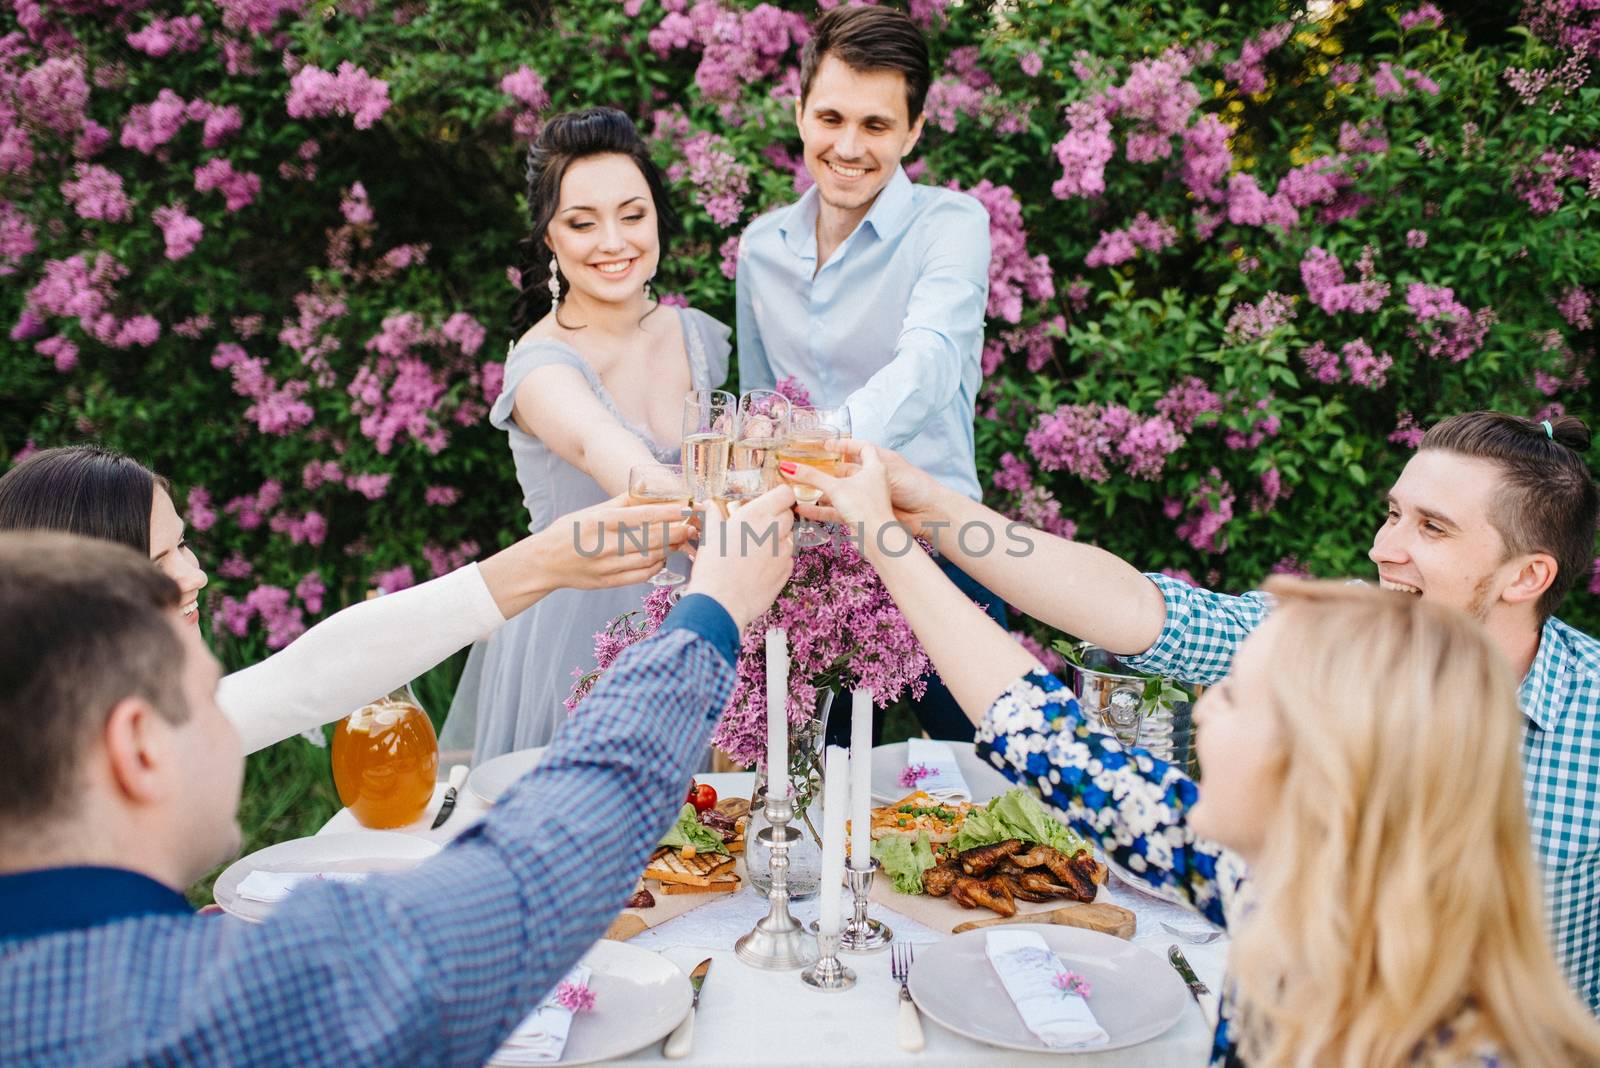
<box><xmin>974</xmin><ymin>668</ymin><xmax>1245</xmax><ymax>929</ymax></box>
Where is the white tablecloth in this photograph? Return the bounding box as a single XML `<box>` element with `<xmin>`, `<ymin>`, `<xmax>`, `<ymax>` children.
<box><xmin>319</xmin><ymin>772</ymin><xmax>1227</xmax><ymax>1066</ymax></box>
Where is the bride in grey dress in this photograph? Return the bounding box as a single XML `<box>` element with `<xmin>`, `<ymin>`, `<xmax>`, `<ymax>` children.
<box><xmin>444</xmin><ymin>107</ymin><xmax>730</xmax><ymax>761</ymax></box>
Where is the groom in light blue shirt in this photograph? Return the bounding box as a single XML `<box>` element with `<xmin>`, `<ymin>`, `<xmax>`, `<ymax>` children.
<box><xmin>736</xmin><ymin>6</ymin><xmax>1000</xmax><ymax>741</ymax></box>
<box><xmin>736</xmin><ymin>7</ymin><xmax>990</xmax><ymax>501</ymax></box>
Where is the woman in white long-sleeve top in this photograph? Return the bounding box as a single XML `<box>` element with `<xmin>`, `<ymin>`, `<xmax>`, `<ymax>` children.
<box><xmin>0</xmin><ymin>444</ymin><xmax>687</xmax><ymax>753</ymax></box>
<box><xmin>782</xmin><ymin>447</ymin><xmax>1600</xmax><ymax>1068</ymax></box>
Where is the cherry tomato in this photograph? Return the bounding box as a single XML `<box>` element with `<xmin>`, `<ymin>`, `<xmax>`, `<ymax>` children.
<box><xmin>686</xmin><ymin>782</ymin><xmax>718</xmax><ymax>814</ymax></box>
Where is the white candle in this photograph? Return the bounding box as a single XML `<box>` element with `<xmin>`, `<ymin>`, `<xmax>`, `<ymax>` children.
<box><xmin>819</xmin><ymin>745</ymin><xmax>850</xmax><ymax>936</ymax></box>
<box><xmin>849</xmin><ymin>687</ymin><xmax>873</xmax><ymax>870</ymax></box>
<box><xmin>765</xmin><ymin>628</ymin><xmax>788</xmax><ymax>801</ymax></box>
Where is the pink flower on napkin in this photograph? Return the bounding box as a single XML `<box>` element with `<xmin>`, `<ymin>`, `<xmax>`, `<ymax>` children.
<box><xmin>555</xmin><ymin>980</ymin><xmax>595</xmax><ymax>1013</ymax></box>
<box><xmin>898</xmin><ymin>763</ymin><xmax>934</xmax><ymax>789</ymax></box>
<box><xmin>1052</xmin><ymin>970</ymin><xmax>1092</xmax><ymax>999</ymax></box>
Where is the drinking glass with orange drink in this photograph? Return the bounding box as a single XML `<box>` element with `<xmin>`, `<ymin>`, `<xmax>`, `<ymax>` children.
<box><xmin>627</xmin><ymin>462</ymin><xmax>691</xmax><ymax>587</ymax></box>
<box><xmin>779</xmin><ymin>405</ymin><xmax>851</xmax><ymax>547</ymax></box>
<box><xmin>331</xmin><ymin>686</ymin><xmax>439</xmax><ymax>829</ymax></box>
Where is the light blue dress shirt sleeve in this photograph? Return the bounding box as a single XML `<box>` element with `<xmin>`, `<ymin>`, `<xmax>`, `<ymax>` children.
<box><xmin>843</xmin><ymin>196</ymin><xmax>989</xmax><ymax>450</ymax></box>
<box><xmin>734</xmin><ymin>238</ymin><xmax>776</xmax><ymax>394</ymax></box>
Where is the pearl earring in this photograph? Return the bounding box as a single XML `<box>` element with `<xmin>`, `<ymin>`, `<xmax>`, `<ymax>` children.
<box><xmin>548</xmin><ymin>255</ymin><xmax>561</xmax><ymax>303</ymax></box>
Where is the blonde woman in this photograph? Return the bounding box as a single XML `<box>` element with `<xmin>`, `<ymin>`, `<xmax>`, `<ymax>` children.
<box><xmin>787</xmin><ymin>450</ymin><xmax>1600</xmax><ymax>1067</ymax></box>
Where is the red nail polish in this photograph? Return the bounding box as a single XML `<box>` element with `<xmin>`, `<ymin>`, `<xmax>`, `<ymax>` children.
<box><xmin>778</xmin><ymin>462</ymin><xmax>797</xmax><ymax>475</ymax></box>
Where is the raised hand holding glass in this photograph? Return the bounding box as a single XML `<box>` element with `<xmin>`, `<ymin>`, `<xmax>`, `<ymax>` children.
<box><xmin>627</xmin><ymin>462</ymin><xmax>690</xmax><ymax>587</ymax></box>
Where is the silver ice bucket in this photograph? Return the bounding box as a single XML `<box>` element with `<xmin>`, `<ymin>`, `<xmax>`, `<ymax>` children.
<box><xmin>1068</xmin><ymin>645</ymin><xmax>1194</xmax><ymax>768</ymax></box>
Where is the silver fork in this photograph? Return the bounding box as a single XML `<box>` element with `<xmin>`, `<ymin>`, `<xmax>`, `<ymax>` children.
<box><xmin>890</xmin><ymin>943</ymin><xmax>924</xmax><ymax>1052</ymax></box>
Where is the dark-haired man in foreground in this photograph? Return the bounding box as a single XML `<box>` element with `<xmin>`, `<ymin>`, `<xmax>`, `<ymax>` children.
<box><xmin>0</xmin><ymin>491</ymin><xmax>795</xmax><ymax>1066</ymax></box>
<box><xmin>816</xmin><ymin>411</ymin><xmax>1600</xmax><ymax>1012</ymax></box>
<box><xmin>736</xmin><ymin>4</ymin><xmax>1002</xmax><ymax>743</ymax></box>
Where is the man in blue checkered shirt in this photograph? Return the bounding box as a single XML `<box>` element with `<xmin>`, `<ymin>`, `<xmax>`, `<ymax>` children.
<box><xmin>811</xmin><ymin>411</ymin><xmax>1600</xmax><ymax>1012</ymax></box>
<box><xmin>0</xmin><ymin>490</ymin><xmax>795</xmax><ymax>1066</ymax></box>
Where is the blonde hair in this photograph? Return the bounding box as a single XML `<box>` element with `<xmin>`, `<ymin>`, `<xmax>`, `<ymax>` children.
<box><xmin>1228</xmin><ymin>578</ymin><xmax>1600</xmax><ymax>1067</ymax></box>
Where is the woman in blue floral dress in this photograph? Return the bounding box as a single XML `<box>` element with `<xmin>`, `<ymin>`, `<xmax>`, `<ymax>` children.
<box><xmin>784</xmin><ymin>447</ymin><xmax>1600</xmax><ymax>1067</ymax></box>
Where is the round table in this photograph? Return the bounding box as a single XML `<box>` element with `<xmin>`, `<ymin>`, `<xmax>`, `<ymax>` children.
<box><xmin>318</xmin><ymin>771</ymin><xmax>1228</xmax><ymax>1066</ymax></box>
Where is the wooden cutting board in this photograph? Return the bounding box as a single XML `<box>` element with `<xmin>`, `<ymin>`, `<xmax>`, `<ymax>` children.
<box><xmin>869</xmin><ymin>878</ymin><xmax>1135</xmax><ymax>938</ymax></box>
<box><xmin>951</xmin><ymin>902</ymin><xmax>1135</xmax><ymax>938</ymax></box>
<box><xmin>605</xmin><ymin>853</ymin><xmax>752</xmax><ymax>940</ymax></box>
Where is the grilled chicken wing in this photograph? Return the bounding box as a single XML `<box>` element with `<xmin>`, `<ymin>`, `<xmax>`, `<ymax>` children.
<box><xmin>1004</xmin><ymin>875</ymin><xmax>1054</xmax><ymax>903</ymax></box>
<box><xmin>952</xmin><ymin>875</ymin><xmax>1017</xmax><ymax>916</ymax></box>
<box><xmin>1014</xmin><ymin>871</ymin><xmax>1073</xmax><ymax>898</ymax></box>
<box><xmin>1010</xmin><ymin>845</ymin><xmax>1054</xmax><ymax>869</ymax></box>
<box><xmin>922</xmin><ymin>863</ymin><xmax>961</xmax><ymax>897</ymax></box>
<box><xmin>957</xmin><ymin>838</ymin><xmax>1024</xmax><ymax>876</ymax></box>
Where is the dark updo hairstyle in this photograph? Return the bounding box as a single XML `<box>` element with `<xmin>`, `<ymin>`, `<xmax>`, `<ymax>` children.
<box><xmin>1421</xmin><ymin>412</ymin><xmax>1597</xmax><ymax>618</ymax></box>
<box><xmin>510</xmin><ymin>107</ymin><xmax>681</xmax><ymax>336</ymax></box>
<box><xmin>0</xmin><ymin>445</ymin><xmax>165</xmax><ymax>555</ymax></box>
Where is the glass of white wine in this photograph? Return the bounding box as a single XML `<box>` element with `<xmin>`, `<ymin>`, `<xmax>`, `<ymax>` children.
<box><xmin>733</xmin><ymin>389</ymin><xmax>790</xmax><ymax>488</ymax></box>
<box><xmin>627</xmin><ymin>462</ymin><xmax>690</xmax><ymax>588</ymax></box>
<box><xmin>681</xmin><ymin>389</ymin><xmax>734</xmax><ymax>503</ymax></box>
<box><xmin>778</xmin><ymin>405</ymin><xmax>851</xmax><ymax>548</ymax></box>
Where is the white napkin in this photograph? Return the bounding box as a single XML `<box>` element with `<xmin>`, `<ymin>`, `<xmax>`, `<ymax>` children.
<box><xmin>985</xmin><ymin>930</ymin><xmax>1110</xmax><ymax>1049</ymax></box>
<box><xmin>235</xmin><ymin>870</ymin><xmax>370</xmax><ymax>903</ymax></box>
<box><xmin>905</xmin><ymin>737</ymin><xmax>971</xmax><ymax>802</ymax></box>
<box><xmin>491</xmin><ymin>965</ymin><xmax>592</xmax><ymax>1064</ymax></box>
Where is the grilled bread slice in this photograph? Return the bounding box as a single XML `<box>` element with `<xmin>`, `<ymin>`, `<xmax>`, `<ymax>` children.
<box><xmin>644</xmin><ymin>847</ymin><xmax>736</xmax><ymax>887</ymax></box>
<box><xmin>659</xmin><ymin>871</ymin><xmax>741</xmax><ymax>895</ymax></box>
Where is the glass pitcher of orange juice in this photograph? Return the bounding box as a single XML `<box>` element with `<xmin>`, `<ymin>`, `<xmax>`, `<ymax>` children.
<box><xmin>331</xmin><ymin>686</ymin><xmax>439</xmax><ymax>828</ymax></box>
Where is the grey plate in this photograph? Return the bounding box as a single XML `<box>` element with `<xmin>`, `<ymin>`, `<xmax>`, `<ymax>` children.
<box><xmin>486</xmin><ymin>939</ymin><xmax>692</xmax><ymax>1066</ymax></box>
<box><xmin>467</xmin><ymin>746</ymin><xmax>549</xmax><ymax>806</ymax></box>
<box><xmin>869</xmin><ymin>740</ymin><xmax>1014</xmax><ymax>804</ymax></box>
<box><xmin>907</xmin><ymin>925</ymin><xmax>1189</xmax><ymax>1053</ymax></box>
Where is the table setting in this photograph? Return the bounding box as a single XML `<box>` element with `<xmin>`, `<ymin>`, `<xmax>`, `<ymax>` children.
<box><xmin>215</xmin><ymin>656</ymin><xmax>1225</xmax><ymax>1065</ymax></box>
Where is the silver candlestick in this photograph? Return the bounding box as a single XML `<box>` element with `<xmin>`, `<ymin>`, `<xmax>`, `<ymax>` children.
<box><xmin>736</xmin><ymin>792</ymin><xmax>818</xmax><ymax>970</ymax></box>
<box><xmin>801</xmin><ymin>930</ymin><xmax>856</xmax><ymax>990</ymax></box>
<box><xmin>840</xmin><ymin>859</ymin><xmax>892</xmax><ymax>952</ymax></box>
<box><xmin>808</xmin><ymin>860</ymin><xmax>893</xmax><ymax>951</ymax></box>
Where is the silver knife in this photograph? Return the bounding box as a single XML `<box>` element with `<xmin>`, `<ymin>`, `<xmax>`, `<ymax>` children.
<box><xmin>430</xmin><ymin>765</ymin><xmax>468</xmax><ymax>830</ymax></box>
<box><xmin>1167</xmin><ymin>945</ymin><xmax>1217</xmax><ymax>1026</ymax></box>
<box><xmin>662</xmin><ymin>957</ymin><xmax>712</xmax><ymax>1059</ymax></box>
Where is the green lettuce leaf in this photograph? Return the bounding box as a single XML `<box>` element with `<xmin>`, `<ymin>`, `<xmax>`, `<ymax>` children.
<box><xmin>658</xmin><ymin>803</ymin><xmax>729</xmax><ymax>855</ymax></box>
<box><xmin>872</xmin><ymin>831</ymin><xmax>937</xmax><ymax>894</ymax></box>
<box><xmin>948</xmin><ymin>788</ymin><xmax>1088</xmax><ymax>857</ymax></box>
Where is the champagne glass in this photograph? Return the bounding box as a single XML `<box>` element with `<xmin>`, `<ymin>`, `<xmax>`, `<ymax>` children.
<box><xmin>713</xmin><ymin>465</ymin><xmax>766</xmax><ymax>518</ymax></box>
<box><xmin>734</xmin><ymin>389</ymin><xmax>791</xmax><ymax>488</ymax></box>
<box><xmin>779</xmin><ymin>405</ymin><xmax>851</xmax><ymax>548</ymax></box>
<box><xmin>681</xmin><ymin>389</ymin><xmax>735</xmax><ymax>503</ymax></box>
<box><xmin>627</xmin><ymin>462</ymin><xmax>691</xmax><ymax>587</ymax></box>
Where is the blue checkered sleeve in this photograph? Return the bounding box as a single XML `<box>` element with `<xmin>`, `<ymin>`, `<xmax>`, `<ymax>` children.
<box><xmin>0</xmin><ymin>601</ymin><xmax>736</xmax><ymax>1067</ymax></box>
<box><xmin>1118</xmin><ymin>573</ymin><xmax>1272</xmax><ymax>685</ymax></box>
<box><xmin>1518</xmin><ymin>618</ymin><xmax>1600</xmax><ymax>1014</ymax></box>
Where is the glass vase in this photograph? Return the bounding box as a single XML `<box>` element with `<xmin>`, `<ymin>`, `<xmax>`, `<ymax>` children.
<box><xmin>747</xmin><ymin>688</ymin><xmax>834</xmax><ymax>900</ymax></box>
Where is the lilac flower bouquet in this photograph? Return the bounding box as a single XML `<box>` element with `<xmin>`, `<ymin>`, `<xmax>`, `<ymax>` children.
<box><xmin>568</xmin><ymin>535</ymin><xmax>934</xmax><ymax>772</ymax></box>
